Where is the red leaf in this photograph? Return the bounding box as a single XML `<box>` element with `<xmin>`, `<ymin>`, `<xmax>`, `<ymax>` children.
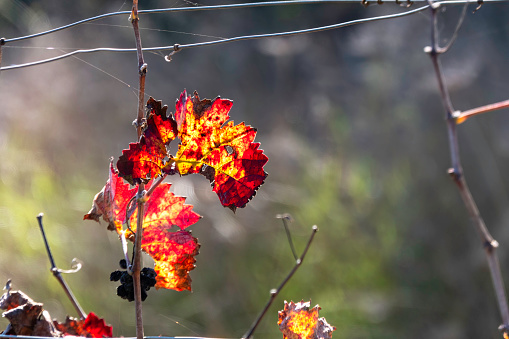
<box><xmin>85</xmin><ymin>164</ymin><xmax>201</xmax><ymax>291</ymax></box>
<box><xmin>84</xmin><ymin>161</ymin><xmax>136</xmax><ymax>232</ymax></box>
<box><xmin>125</xmin><ymin>183</ymin><xmax>201</xmax><ymax>290</ymax></box>
<box><xmin>117</xmin><ymin>97</ymin><xmax>177</xmax><ymax>185</ymax></box>
<box><xmin>171</xmin><ymin>90</ymin><xmax>268</xmax><ymax>211</ymax></box>
<box><xmin>145</xmin><ymin>230</ymin><xmax>200</xmax><ymax>291</ymax></box>
<box><xmin>127</xmin><ymin>182</ymin><xmax>202</xmax><ymax>232</ymax></box>
<box><xmin>82</xmin><ymin>312</ymin><xmax>113</xmax><ymax>338</ymax></box>
<box><xmin>55</xmin><ymin>312</ymin><xmax>112</xmax><ymax>338</ymax></box>
<box><xmin>278</xmin><ymin>300</ymin><xmax>336</xmax><ymax>339</ymax></box>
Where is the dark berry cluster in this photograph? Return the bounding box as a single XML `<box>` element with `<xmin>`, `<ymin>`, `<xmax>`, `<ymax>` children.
<box><xmin>110</xmin><ymin>260</ymin><xmax>157</xmax><ymax>301</ymax></box>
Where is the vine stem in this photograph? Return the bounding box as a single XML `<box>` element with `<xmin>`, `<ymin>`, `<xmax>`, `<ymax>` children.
<box><xmin>131</xmin><ymin>1</ymin><xmax>147</xmax><ymax>339</ymax></box>
<box><xmin>243</xmin><ymin>225</ymin><xmax>318</xmax><ymax>339</ymax></box>
<box><xmin>425</xmin><ymin>1</ymin><xmax>509</xmax><ymax>334</ymax></box>
<box><xmin>132</xmin><ymin>0</ymin><xmax>147</xmax><ymax>139</ymax></box>
<box><xmin>36</xmin><ymin>213</ymin><xmax>86</xmax><ymax>320</ymax></box>
<box><xmin>132</xmin><ymin>185</ymin><xmax>146</xmax><ymax>339</ymax></box>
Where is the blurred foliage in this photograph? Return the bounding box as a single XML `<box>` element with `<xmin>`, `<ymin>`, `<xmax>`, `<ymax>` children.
<box><xmin>2</xmin><ymin>0</ymin><xmax>509</xmax><ymax>338</ymax></box>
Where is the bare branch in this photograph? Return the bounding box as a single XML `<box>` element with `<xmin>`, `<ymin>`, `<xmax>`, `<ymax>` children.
<box><xmin>243</xmin><ymin>225</ymin><xmax>318</xmax><ymax>339</ymax></box>
<box><xmin>425</xmin><ymin>1</ymin><xmax>509</xmax><ymax>334</ymax></box>
<box><xmin>36</xmin><ymin>213</ymin><xmax>86</xmax><ymax>320</ymax></box>
<box><xmin>455</xmin><ymin>99</ymin><xmax>509</xmax><ymax>124</ymax></box>
<box><xmin>276</xmin><ymin>214</ymin><xmax>298</xmax><ymax>260</ymax></box>
<box><xmin>437</xmin><ymin>0</ymin><xmax>469</xmax><ymax>54</ymax></box>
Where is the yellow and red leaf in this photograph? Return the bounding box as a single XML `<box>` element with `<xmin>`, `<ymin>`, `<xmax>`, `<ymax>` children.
<box><xmin>278</xmin><ymin>300</ymin><xmax>336</xmax><ymax>339</ymax></box>
<box><xmin>85</xmin><ymin>166</ymin><xmax>201</xmax><ymax>291</ymax></box>
<box><xmin>170</xmin><ymin>90</ymin><xmax>268</xmax><ymax>211</ymax></box>
<box><xmin>117</xmin><ymin>97</ymin><xmax>177</xmax><ymax>184</ymax></box>
<box><xmin>84</xmin><ymin>161</ymin><xmax>136</xmax><ymax>232</ymax></box>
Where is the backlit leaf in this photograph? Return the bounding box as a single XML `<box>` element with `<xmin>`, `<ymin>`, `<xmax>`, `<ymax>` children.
<box><xmin>145</xmin><ymin>230</ymin><xmax>200</xmax><ymax>291</ymax></box>
<box><xmin>84</xmin><ymin>161</ymin><xmax>136</xmax><ymax>232</ymax></box>
<box><xmin>85</xmin><ymin>164</ymin><xmax>201</xmax><ymax>291</ymax></box>
<box><xmin>124</xmin><ymin>183</ymin><xmax>201</xmax><ymax>290</ymax></box>
<box><xmin>170</xmin><ymin>90</ymin><xmax>268</xmax><ymax>211</ymax></box>
<box><xmin>55</xmin><ymin>312</ymin><xmax>113</xmax><ymax>338</ymax></box>
<box><xmin>117</xmin><ymin>97</ymin><xmax>177</xmax><ymax>185</ymax></box>
<box><xmin>278</xmin><ymin>300</ymin><xmax>336</xmax><ymax>339</ymax></box>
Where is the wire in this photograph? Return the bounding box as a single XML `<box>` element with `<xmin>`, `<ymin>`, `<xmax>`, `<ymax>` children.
<box><xmin>0</xmin><ymin>5</ymin><xmax>429</xmax><ymax>71</ymax></box>
<box><xmin>4</xmin><ymin>0</ymin><xmax>505</xmax><ymax>44</ymax></box>
<box><xmin>1</xmin><ymin>1</ymin><xmax>372</xmax><ymax>43</ymax></box>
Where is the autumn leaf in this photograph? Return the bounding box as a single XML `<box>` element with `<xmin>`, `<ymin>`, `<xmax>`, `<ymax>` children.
<box><xmin>125</xmin><ymin>183</ymin><xmax>202</xmax><ymax>291</ymax></box>
<box><xmin>0</xmin><ymin>288</ymin><xmax>112</xmax><ymax>338</ymax></box>
<box><xmin>84</xmin><ymin>161</ymin><xmax>136</xmax><ymax>232</ymax></box>
<box><xmin>117</xmin><ymin>97</ymin><xmax>177</xmax><ymax>185</ymax></box>
<box><xmin>169</xmin><ymin>90</ymin><xmax>268</xmax><ymax>211</ymax></box>
<box><xmin>85</xmin><ymin>164</ymin><xmax>201</xmax><ymax>291</ymax></box>
<box><xmin>126</xmin><ymin>182</ymin><xmax>201</xmax><ymax>234</ymax></box>
<box><xmin>143</xmin><ymin>230</ymin><xmax>200</xmax><ymax>291</ymax></box>
<box><xmin>278</xmin><ymin>300</ymin><xmax>336</xmax><ymax>339</ymax></box>
<box><xmin>54</xmin><ymin>313</ymin><xmax>113</xmax><ymax>338</ymax></box>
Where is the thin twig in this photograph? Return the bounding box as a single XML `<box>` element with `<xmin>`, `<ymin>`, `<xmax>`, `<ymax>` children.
<box><xmin>0</xmin><ymin>5</ymin><xmax>431</xmax><ymax>71</ymax></box>
<box><xmin>437</xmin><ymin>0</ymin><xmax>469</xmax><ymax>54</ymax></box>
<box><xmin>120</xmin><ymin>230</ymin><xmax>132</xmax><ymax>270</ymax></box>
<box><xmin>36</xmin><ymin>213</ymin><xmax>86</xmax><ymax>320</ymax></box>
<box><xmin>277</xmin><ymin>214</ymin><xmax>298</xmax><ymax>260</ymax></box>
<box><xmin>425</xmin><ymin>1</ymin><xmax>509</xmax><ymax>334</ymax></box>
<box><xmin>0</xmin><ymin>38</ymin><xmax>4</xmax><ymax>70</ymax></box>
<box><xmin>243</xmin><ymin>225</ymin><xmax>318</xmax><ymax>339</ymax></box>
<box><xmin>455</xmin><ymin>99</ymin><xmax>509</xmax><ymax>124</ymax></box>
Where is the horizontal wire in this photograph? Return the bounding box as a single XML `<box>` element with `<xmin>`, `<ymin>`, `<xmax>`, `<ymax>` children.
<box><xmin>0</xmin><ymin>0</ymin><xmax>399</xmax><ymax>43</ymax></box>
<box><xmin>0</xmin><ymin>336</ymin><xmax>233</xmax><ymax>339</ymax></box>
<box><xmin>1</xmin><ymin>5</ymin><xmax>428</xmax><ymax>71</ymax></box>
<box><xmin>174</xmin><ymin>4</ymin><xmax>429</xmax><ymax>50</ymax></box>
<box><xmin>3</xmin><ymin>0</ymin><xmax>506</xmax><ymax>44</ymax></box>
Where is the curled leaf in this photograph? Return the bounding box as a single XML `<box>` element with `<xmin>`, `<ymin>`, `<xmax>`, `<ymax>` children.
<box><xmin>84</xmin><ymin>161</ymin><xmax>136</xmax><ymax>232</ymax></box>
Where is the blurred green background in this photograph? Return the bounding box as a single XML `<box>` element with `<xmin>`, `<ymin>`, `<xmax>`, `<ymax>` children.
<box><xmin>2</xmin><ymin>0</ymin><xmax>509</xmax><ymax>338</ymax></box>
